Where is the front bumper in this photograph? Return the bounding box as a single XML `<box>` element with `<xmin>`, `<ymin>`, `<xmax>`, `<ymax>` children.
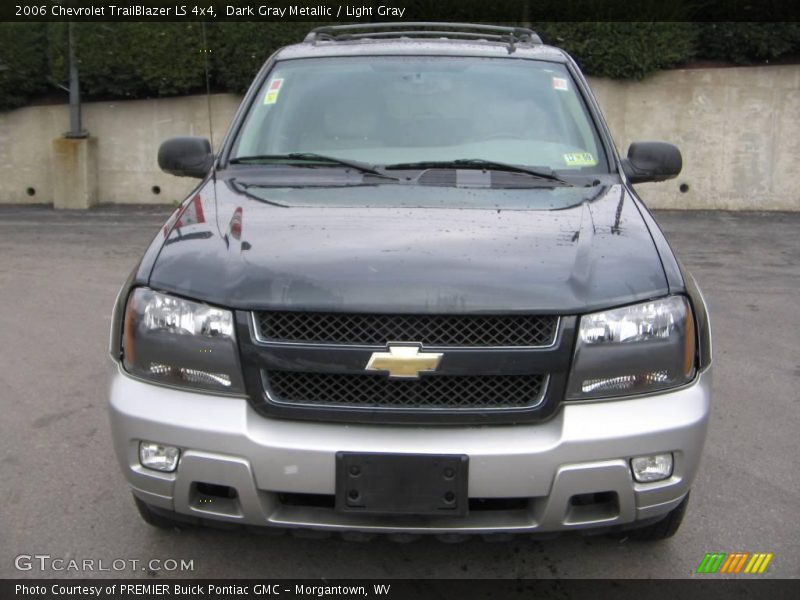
<box><xmin>108</xmin><ymin>368</ymin><xmax>711</xmax><ymax>535</ymax></box>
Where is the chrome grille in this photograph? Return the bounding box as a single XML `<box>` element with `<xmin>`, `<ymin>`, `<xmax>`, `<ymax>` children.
<box><xmin>254</xmin><ymin>312</ymin><xmax>558</xmax><ymax>347</ymax></box>
<box><xmin>262</xmin><ymin>371</ymin><xmax>547</xmax><ymax>410</ymax></box>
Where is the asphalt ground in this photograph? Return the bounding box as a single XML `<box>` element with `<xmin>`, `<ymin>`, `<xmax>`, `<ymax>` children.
<box><xmin>0</xmin><ymin>205</ymin><xmax>798</xmax><ymax>579</ymax></box>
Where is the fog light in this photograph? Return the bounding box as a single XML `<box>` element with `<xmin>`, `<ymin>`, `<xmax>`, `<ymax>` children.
<box><xmin>631</xmin><ymin>453</ymin><xmax>673</xmax><ymax>483</ymax></box>
<box><xmin>139</xmin><ymin>442</ymin><xmax>180</xmax><ymax>472</ymax></box>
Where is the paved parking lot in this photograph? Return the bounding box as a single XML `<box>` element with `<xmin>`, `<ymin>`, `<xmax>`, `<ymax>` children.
<box><xmin>0</xmin><ymin>205</ymin><xmax>798</xmax><ymax>579</ymax></box>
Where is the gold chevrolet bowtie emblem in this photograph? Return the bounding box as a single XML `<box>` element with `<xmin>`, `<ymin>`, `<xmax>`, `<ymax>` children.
<box><xmin>365</xmin><ymin>345</ymin><xmax>443</xmax><ymax>379</ymax></box>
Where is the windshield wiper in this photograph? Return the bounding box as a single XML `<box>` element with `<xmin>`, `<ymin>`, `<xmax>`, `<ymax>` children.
<box><xmin>229</xmin><ymin>153</ymin><xmax>399</xmax><ymax>181</ymax></box>
<box><xmin>384</xmin><ymin>159</ymin><xmax>571</xmax><ymax>185</ymax></box>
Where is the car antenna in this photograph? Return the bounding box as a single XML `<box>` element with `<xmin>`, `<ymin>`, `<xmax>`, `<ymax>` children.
<box><xmin>201</xmin><ymin>21</ymin><xmax>223</xmax><ymax>238</ymax></box>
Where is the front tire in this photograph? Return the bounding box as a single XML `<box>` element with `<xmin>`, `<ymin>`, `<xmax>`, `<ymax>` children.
<box><xmin>627</xmin><ymin>492</ymin><xmax>690</xmax><ymax>541</ymax></box>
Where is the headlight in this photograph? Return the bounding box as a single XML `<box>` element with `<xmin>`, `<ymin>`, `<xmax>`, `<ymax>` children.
<box><xmin>122</xmin><ymin>288</ymin><xmax>245</xmax><ymax>394</ymax></box>
<box><xmin>566</xmin><ymin>296</ymin><xmax>695</xmax><ymax>400</ymax></box>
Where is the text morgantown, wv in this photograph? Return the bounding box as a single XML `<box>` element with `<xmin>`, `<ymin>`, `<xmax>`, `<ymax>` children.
<box><xmin>16</xmin><ymin>583</ymin><xmax>390</xmax><ymax>597</ymax></box>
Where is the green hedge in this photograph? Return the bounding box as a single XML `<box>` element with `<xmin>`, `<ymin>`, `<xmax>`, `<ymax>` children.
<box><xmin>537</xmin><ymin>23</ymin><xmax>697</xmax><ymax>80</ymax></box>
<box><xmin>48</xmin><ymin>23</ymin><xmax>209</xmax><ymax>99</ymax></box>
<box><xmin>0</xmin><ymin>23</ymin><xmax>49</xmax><ymax>110</ymax></box>
<box><xmin>1</xmin><ymin>22</ymin><xmax>799</xmax><ymax>110</ymax></box>
<box><xmin>695</xmin><ymin>22</ymin><xmax>800</xmax><ymax>64</ymax></box>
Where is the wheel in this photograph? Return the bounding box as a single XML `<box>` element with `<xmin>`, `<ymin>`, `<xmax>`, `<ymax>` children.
<box><xmin>133</xmin><ymin>494</ymin><xmax>183</xmax><ymax>529</ymax></box>
<box><xmin>627</xmin><ymin>492</ymin><xmax>690</xmax><ymax>541</ymax></box>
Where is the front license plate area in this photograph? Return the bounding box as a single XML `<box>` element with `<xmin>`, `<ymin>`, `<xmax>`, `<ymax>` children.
<box><xmin>335</xmin><ymin>453</ymin><xmax>468</xmax><ymax>516</ymax></box>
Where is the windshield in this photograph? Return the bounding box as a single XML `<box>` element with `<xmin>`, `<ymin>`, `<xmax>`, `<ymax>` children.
<box><xmin>230</xmin><ymin>56</ymin><xmax>609</xmax><ymax>175</ymax></box>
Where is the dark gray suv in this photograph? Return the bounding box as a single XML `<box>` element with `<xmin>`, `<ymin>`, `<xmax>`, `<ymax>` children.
<box><xmin>109</xmin><ymin>23</ymin><xmax>711</xmax><ymax>541</ymax></box>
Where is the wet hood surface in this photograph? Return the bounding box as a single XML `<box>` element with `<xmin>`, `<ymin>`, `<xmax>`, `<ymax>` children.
<box><xmin>147</xmin><ymin>180</ymin><xmax>669</xmax><ymax>314</ymax></box>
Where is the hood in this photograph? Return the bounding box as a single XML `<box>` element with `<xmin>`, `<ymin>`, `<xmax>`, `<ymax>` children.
<box><xmin>147</xmin><ymin>180</ymin><xmax>669</xmax><ymax>314</ymax></box>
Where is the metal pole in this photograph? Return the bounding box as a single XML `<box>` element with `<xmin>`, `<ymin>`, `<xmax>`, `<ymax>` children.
<box><xmin>67</xmin><ymin>22</ymin><xmax>86</xmax><ymax>138</ymax></box>
<box><xmin>520</xmin><ymin>0</ymin><xmax>531</xmax><ymax>28</ymax></box>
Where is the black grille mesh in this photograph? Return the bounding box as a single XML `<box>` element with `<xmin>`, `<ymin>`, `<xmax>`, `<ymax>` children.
<box><xmin>263</xmin><ymin>371</ymin><xmax>546</xmax><ymax>410</ymax></box>
<box><xmin>255</xmin><ymin>312</ymin><xmax>557</xmax><ymax>347</ymax></box>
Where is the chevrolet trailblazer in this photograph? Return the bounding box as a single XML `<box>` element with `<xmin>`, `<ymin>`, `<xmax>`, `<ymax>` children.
<box><xmin>108</xmin><ymin>23</ymin><xmax>712</xmax><ymax>541</ymax></box>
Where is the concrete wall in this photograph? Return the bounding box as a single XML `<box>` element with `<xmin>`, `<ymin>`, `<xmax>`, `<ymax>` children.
<box><xmin>1</xmin><ymin>64</ymin><xmax>798</xmax><ymax>210</ymax></box>
<box><xmin>588</xmin><ymin>65</ymin><xmax>800</xmax><ymax>211</ymax></box>
<box><xmin>0</xmin><ymin>94</ymin><xmax>241</xmax><ymax>206</ymax></box>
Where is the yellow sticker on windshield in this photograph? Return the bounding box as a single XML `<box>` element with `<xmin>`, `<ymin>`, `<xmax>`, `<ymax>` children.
<box><xmin>563</xmin><ymin>152</ymin><xmax>596</xmax><ymax>167</ymax></box>
<box><xmin>263</xmin><ymin>78</ymin><xmax>284</xmax><ymax>105</ymax></box>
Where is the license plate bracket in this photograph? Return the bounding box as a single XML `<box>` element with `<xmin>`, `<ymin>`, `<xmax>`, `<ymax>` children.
<box><xmin>335</xmin><ymin>452</ymin><xmax>468</xmax><ymax>516</ymax></box>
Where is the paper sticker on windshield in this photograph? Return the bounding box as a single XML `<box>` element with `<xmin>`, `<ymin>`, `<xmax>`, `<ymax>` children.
<box><xmin>263</xmin><ymin>78</ymin><xmax>284</xmax><ymax>105</ymax></box>
<box><xmin>564</xmin><ymin>152</ymin><xmax>596</xmax><ymax>167</ymax></box>
<box><xmin>552</xmin><ymin>77</ymin><xmax>569</xmax><ymax>91</ymax></box>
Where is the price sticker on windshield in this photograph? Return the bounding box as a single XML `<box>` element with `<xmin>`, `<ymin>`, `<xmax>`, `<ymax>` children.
<box><xmin>263</xmin><ymin>78</ymin><xmax>284</xmax><ymax>105</ymax></box>
<box><xmin>564</xmin><ymin>152</ymin><xmax>597</xmax><ymax>166</ymax></box>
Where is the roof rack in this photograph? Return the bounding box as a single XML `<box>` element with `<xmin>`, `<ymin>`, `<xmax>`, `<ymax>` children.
<box><xmin>304</xmin><ymin>22</ymin><xmax>542</xmax><ymax>49</ymax></box>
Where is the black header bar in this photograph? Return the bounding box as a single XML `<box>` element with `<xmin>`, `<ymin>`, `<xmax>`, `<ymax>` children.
<box><xmin>3</xmin><ymin>0</ymin><xmax>800</xmax><ymax>22</ymax></box>
<box><xmin>3</xmin><ymin>578</ymin><xmax>799</xmax><ymax>600</ymax></box>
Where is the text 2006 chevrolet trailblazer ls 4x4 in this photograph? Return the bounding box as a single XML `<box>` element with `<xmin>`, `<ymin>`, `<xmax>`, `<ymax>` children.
<box><xmin>108</xmin><ymin>24</ymin><xmax>711</xmax><ymax>541</ymax></box>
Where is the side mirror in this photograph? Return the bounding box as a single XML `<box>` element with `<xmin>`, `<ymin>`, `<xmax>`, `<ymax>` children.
<box><xmin>158</xmin><ymin>136</ymin><xmax>213</xmax><ymax>178</ymax></box>
<box><xmin>622</xmin><ymin>141</ymin><xmax>682</xmax><ymax>184</ymax></box>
